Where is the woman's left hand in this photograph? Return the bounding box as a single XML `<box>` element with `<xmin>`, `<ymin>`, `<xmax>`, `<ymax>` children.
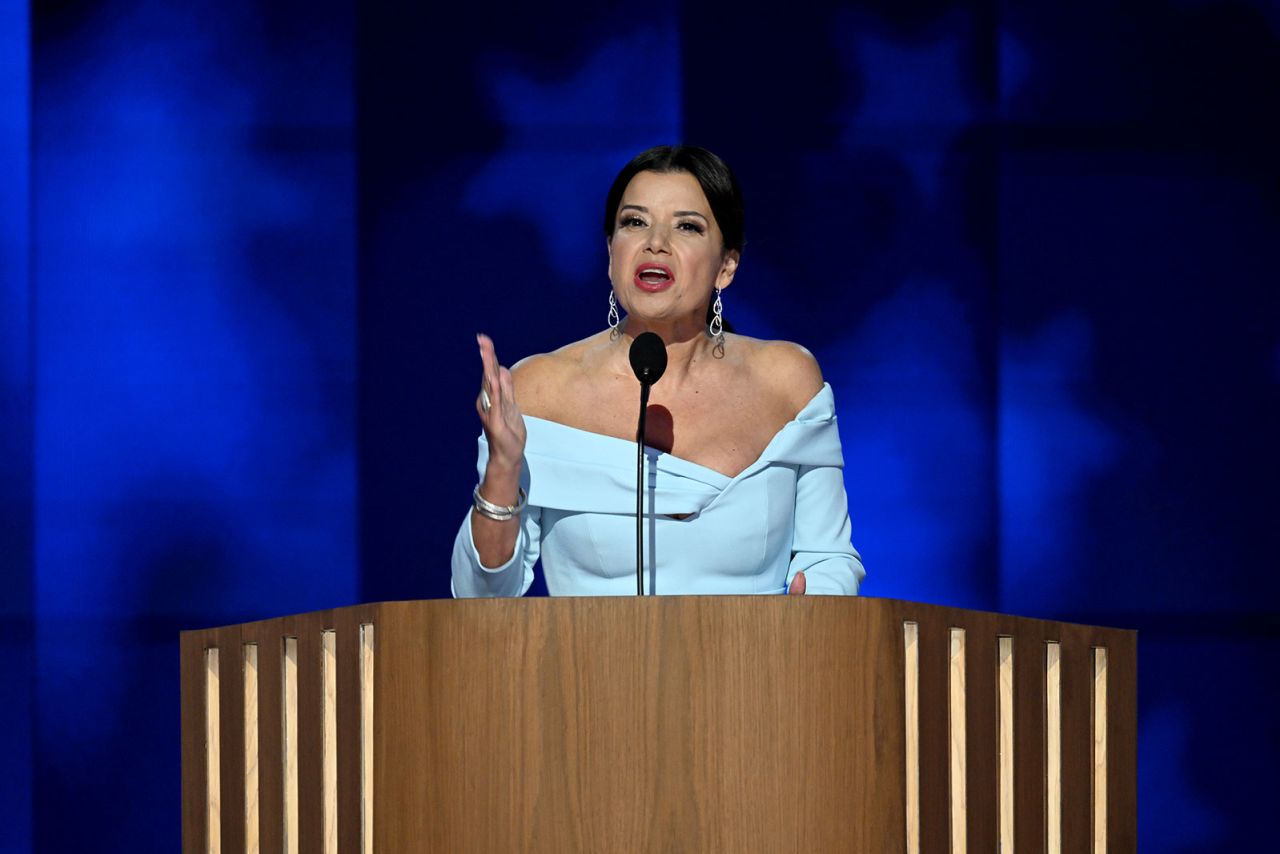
<box><xmin>787</xmin><ymin>571</ymin><xmax>806</xmax><ymax>595</ymax></box>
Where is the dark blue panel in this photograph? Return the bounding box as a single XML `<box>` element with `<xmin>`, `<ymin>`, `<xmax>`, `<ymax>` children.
<box><xmin>999</xmin><ymin>154</ymin><xmax>1280</xmax><ymax>618</ymax></box>
<box><xmin>31</xmin><ymin>0</ymin><xmax>355</xmax><ymax>848</ymax></box>
<box><xmin>1138</xmin><ymin>631</ymin><xmax>1280</xmax><ymax>850</ymax></box>
<box><xmin>0</xmin><ymin>2</ymin><xmax>33</xmax><ymax>848</ymax></box>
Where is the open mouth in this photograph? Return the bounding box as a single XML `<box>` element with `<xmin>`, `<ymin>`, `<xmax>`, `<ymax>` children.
<box><xmin>634</xmin><ymin>264</ymin><xmax>674</xmax><ymax>290</ymax></box>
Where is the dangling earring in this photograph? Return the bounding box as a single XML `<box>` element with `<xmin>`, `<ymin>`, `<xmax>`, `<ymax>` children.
<box><xmin>708</xmin><ymin>288</ymin><xmax>724</xmax><ymax>344</ymax></box>
<box><xmin>607</xmin><ymin>291</ymin><xmax>620</xmax><ymax>330</ymax></box>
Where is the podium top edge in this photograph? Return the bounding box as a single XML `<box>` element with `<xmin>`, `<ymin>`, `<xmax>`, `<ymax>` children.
<box><xmin>179</xmin><ymin>595</ymin><xmax>1137</xmax><ymax>638</ymax></box>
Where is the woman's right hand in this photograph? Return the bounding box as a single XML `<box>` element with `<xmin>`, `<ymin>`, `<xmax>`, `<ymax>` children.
<box><xmin>476</xmin><ymin>333</ymin><xmax>527</xmax><ymax>477</ymax></box>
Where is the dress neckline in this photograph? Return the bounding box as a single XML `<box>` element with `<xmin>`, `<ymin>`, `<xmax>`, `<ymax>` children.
<box><xmin>522</xmin><ymin>382</ymin><xmax>833</xmax><ymax>482</ymax></box>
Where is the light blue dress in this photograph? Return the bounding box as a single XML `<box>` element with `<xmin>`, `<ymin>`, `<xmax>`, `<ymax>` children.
<box><xmin>451</xmin><ymin>383</ymin><xmax>865</xmax><ymax>596</ymax></box>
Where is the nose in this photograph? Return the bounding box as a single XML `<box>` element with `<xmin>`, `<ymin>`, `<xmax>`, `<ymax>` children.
<box><xmin>644</xmin><ymin>223</ymin><xmax>672</xmax><ymax>254</ymax></box>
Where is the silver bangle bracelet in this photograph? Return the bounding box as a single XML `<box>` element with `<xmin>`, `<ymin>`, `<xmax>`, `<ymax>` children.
<box><xmin>472</xmin><ymin>484</ymin><xmax>527</xmax><ymax>522</ymax></box>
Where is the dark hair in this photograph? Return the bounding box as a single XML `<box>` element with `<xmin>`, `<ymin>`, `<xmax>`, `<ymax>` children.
<box><xmin>603</xmin><ymin>145</ymin><xmax>745</xmax><ymax>253</ymax></box>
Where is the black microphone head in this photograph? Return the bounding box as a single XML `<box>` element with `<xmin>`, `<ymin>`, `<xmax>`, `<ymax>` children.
<box><xmin>629</xmin><ymin>332</ymin><xmax>667</xmax><ymax>385</ymax></box>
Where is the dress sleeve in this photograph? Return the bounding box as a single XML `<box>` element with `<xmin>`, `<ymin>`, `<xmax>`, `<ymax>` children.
<box><xmin>450</xmin><ymin>506</ymin><xmax>540</xmax><ymax>597</ymax></box>
<box><xmin>449</xmin><ymin>433</ymin><xmax>540</xmax><ymax>598</ymax></box>
<box><xmin>785</xmin><ymin>461</ymin><xmax>866</xmax><ymax>595</ymax></box>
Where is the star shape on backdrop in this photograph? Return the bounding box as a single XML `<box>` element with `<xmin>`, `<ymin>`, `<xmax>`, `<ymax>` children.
<box><xmin>464</xmin><ymin>26</ymin><xmax>683</xmax><ymax>282</ymax></box>
<box><xmin>834</xmin><ymin>15</ymin><xmax>987</xmax><ymax>201</ymax></box>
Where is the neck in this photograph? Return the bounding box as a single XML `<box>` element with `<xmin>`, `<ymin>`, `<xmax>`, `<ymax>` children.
<box><xmin>617</xmin><ymin>316</ymin><xmax>715</xmax><ymax>386</ymax></box>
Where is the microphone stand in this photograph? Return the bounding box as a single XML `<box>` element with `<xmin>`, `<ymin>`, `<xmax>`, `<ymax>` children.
<box><xmin>635</xmin><ymin>381</ymin><xmax>652</xmax><ymax>596</ymax></box>
<box><xmin>628</xmin><ymin>331</ymin><xmax>666</xmax><ymax>596</ymax></box>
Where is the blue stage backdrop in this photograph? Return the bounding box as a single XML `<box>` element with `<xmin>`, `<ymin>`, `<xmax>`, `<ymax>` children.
<box><xmin>4</xmin><ymin>0</ymin><xmax>1278</xmax><ymax>848</ymax></box>
<box><xmin>23</xmin><ymin>0</ymin><xmax>357</xmax><ymax>847</ymax></box>
<box><xmin>1</xmin><ymin>3</ymin><xmax>33</xmax><ymax>850</ymax></box>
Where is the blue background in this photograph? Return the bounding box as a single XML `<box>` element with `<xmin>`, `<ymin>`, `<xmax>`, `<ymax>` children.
<box><xmin>3</xmin><ymin>0</ymin><xmax>1278</xmax><ymax>849</ymax></box>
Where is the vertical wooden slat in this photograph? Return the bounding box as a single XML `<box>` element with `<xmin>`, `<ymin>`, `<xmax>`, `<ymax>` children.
<box><xmin>361</xmin><ymin>623</ymin><xmax>375</xmax><ymax>854</ymax></box>
<box><xmin>296</xmin><ymin>616</ymin><xmax>327</xmax><ymax>854</ymax></box>
<box><xmin>1046</xmin><ymin>641</ymin><xmax>1062</xmax><ymax>854</ymax></box>
<box><xmin>949</xmin><ymin>628</ymin><xmax>967</xmax><ymax>854</ymax></box>
<box><xmin>182</xmin><ymin>632</ymin><xmax>209</xmax><ymax>852</ymax></box>
<box><xmin>903</xmin><ymin>621</ymin><xmax>920</xmax><ymax>854</ymax></box>
<box><xmin>244</xmin><ymin>643</ymin><xmax>260</xmax><ymax>854</ymax></box>
<box><xmin>1105</xmin><ymin>632</ymin><xmax>1138</xmax><ymax>852</ymax></box>
<box><xmin>322</xmin><ymin>630</ymin><xmax>338</xmax><ymax>854</ymax></box>
<box><xmin>1060</xmin><ymin>631</ymin><xmax>1093</xmax><ymax>852</ymax></box>
<box><xmin>918</xmin><ymin>619</ymin><xmax>950</xmax><ymax>851</ymax></box>
<box><xmin>253</xmin><ymin>626</ymin><xmax>284</xmax><ymax>854</ymax></box>
<box><xmin>282</xmin><ymin>637</ymin><xmax>299</xmax><ymax>854</ymax></box>
<box><xmin>1013</xmin><ymin>632</ymin><xmax>1046</xmax><ymax>850</ymax></box>
<box><xmin>334</xmin><ymin>610</ymin><xmax>364</xmax><ymax>854</ymax></box>
<box><xmin>998</xmin><ymin>637</ymin><xmax>1015</xmax><ymax>851</ymax></box>
<box><xmin>965</xmin><ymin>626</ymin><xmax>998</xmax><ymax>854</ymax></box>
<box><xmin>205</xmin><ymin>648</ymin><xmax>222</xmax><ymax>854</ymax></box>
<box><xmin>215</xmin><ymin>627</ymin><xmax>246</xmax><ymax>854</ymax></box>
<box><xmin>1093</xmin><ymin>647</ymin><xmax>1108</xmax><ymax>854</ymax></box>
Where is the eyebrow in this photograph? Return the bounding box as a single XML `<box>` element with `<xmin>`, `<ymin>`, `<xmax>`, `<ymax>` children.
<box><xmin>619</xmin><ymin>204</ymin><xmax>709</xmax><ymax>222</ymax></box>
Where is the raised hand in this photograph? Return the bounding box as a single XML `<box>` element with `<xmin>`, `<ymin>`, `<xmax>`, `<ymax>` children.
<box><xmin>476</xmin><ymin>333</ymin><xmax>526</xmax><ymax>486</ymax></box>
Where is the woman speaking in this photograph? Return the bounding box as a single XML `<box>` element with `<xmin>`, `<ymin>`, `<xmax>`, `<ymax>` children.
<box><xmin>451</xmin><ymin>145</ymin><xmax>864</xmax><ymax>597</ymax></box>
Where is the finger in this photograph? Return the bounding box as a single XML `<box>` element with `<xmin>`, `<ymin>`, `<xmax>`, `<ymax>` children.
<box><xmin>477</xmin><ymin>333</ymin><xmax>500</xmax><ymax>391</ymax></box>
<box><xmin>788</xmin><ymin>571</ymin><xmax>807</xmax><ymax>596</ymax></box>
<box><xmin>498</xmin><ymin>365</ymin><xmax>517</xmax><ymax>414</ymax></box>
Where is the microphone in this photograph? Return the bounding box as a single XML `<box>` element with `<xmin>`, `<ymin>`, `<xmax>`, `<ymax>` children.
<box><xmin>629</xmin><ymin>332</ymin><xmax>667</xmax><ymax>595</ymax></box>
<box><xmin>629</xmin><ymin>331</ymin><xmax>668</xmax><ymax>386</ymax></box>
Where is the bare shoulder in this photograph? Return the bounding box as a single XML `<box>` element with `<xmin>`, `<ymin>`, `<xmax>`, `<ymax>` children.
<box><xmin>509</xmin><ymin>331</ymin><xmax>610</xmax><ymax>419</ymax></box>
<box><xmin>734</xmin><ymin>335</ymin><xmax>826</xmax><ymax>415</ymax></box>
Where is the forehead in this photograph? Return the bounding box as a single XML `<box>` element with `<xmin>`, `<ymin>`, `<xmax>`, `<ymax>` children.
<box><xmin>620</xmin><ymin>170</ymin><xmax>712</xmax><ymax>213</ymax></box>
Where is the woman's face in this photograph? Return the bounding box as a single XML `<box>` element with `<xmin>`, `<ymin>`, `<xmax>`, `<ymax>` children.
<box><xmin>607</xmin><ymin>170</ymin><xmax>738</xmax><ymax>327</ymax></box>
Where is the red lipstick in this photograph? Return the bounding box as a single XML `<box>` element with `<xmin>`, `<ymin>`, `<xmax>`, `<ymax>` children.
<box><xmin>634</xmin><ymin>263</ymin><xmax>674</xmax><ymax>292</ymax></box>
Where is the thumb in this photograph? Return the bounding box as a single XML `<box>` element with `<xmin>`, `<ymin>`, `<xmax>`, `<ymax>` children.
<box><xmin>788</xmin><ymin>571</ymin><xmax>807</xmax><ymax>596</ymax></box>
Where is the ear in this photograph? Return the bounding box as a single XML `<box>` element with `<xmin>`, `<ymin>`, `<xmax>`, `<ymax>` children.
<box><xmin>716</xmin><ymin>249</ymin><xmax>740</xmax><ymax>291</ymax></box>
<box><xmin>605</xmin><ymin>236</ymin><xmax>614</xmax><ymax>278</ymax></box>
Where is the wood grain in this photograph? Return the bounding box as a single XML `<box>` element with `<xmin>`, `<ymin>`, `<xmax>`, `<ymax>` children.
<box><xmin>1014</xmin><ymin>631</ymin><xmax>1047</xmax><ymax>851</ymax></box>
<box><xmin>964</xmin><ymin>624</ymin><xmax>997</xmax><ymax>854</ymax></box>
<box><xmin>178</xmin><ymin>597</ymin><xmax>1137</xmax><ymax>853</ymax></box>
<box><xmin>215</xmin><ymin>626</ymin><xmax>245</xmax><ymax>854</ymax></box>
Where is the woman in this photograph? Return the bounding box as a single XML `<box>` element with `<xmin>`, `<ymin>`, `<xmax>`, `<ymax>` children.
<box><xmin>451</xmin><ymin>145</ymin><xmax>864</xmax><ymax>596</ymax></box>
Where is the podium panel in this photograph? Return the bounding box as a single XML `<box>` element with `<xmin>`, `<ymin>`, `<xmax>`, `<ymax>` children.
<box><xmin>181</xmin><ymin>597</ymin><xmax>1136</xmax><ymax>852</ymax></box>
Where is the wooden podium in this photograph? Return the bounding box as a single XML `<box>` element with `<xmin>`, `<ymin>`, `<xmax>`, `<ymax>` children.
<box><xmin>181</xmin><ymin>597</ymin><xmax>1135</xmax><ymax>852</ymax></box>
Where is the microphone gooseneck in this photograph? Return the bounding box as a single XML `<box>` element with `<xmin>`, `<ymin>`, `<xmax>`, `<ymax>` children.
<box><xmin>629</xmin><ymin>332</ymin><xmax>667</xmax><ymax>595</ymax></box>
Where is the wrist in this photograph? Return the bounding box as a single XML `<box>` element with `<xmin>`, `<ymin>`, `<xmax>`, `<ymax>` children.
<box><xmin>480</xmin><ymin>461</ymin><xmax>520</xmax><ymax>502</ymax></box>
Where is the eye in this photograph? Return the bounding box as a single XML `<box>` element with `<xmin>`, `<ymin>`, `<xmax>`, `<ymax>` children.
<box><xmin>619</xmin><ymin>215</ymin><xmax>646</xmax><ymax>229</ymax></box>
<box><xmin>676</xmin><ymin>221</ymin><xmax>706</xmax><ymax>234</ymax></box>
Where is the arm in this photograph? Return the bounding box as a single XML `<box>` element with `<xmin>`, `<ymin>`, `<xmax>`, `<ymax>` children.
<box><xmin>756</xmin><ymin>340</ymin><xmax>864</xmax><ymax>595</ymax></box>
<box><xmin>451</xmin><ymin>333</ymin><xmax>538</xmax><ymax>597</ymax></box>
<box><xmin>786</xmin><ymin>461</ymin><xmax>865</xmax><ymax>595</ymax></box>
<box><xmin>450</xmin><ymin>452</ymin><xmax>540</xmax><ymax>597</ymax></box>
